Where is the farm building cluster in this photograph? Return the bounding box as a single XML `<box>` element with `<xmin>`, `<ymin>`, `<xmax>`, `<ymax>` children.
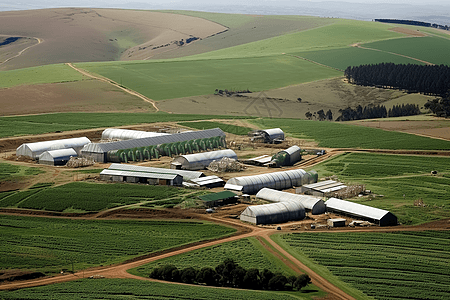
<box><xmin>14</xmin><ymin>126</ymin><xmax>398</xmax><ymax>227</ymax></box>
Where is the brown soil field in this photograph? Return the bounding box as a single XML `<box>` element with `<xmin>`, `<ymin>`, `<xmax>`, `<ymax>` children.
<box><xmin>0</xmin><ymin>36</ymin><xmax>39</xmax><ymax>66</ymax></box>
<box><xmin>389</xmin><ymin>27</ymin><xmax>427</xmax><ymax>37</ymax></box>
<box><xmin>0</xmin><ymin>8</ymin><xmax>226</xmax><ymax>70</ymax></box>
<box><xmin>0</xmin><ymin>79</ymin><xmax>156</xmax><ymax>116</ymax></box>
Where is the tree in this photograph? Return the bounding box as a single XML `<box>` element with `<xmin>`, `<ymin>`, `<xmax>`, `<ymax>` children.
<box><xmin>260</xmin><ymin>269</ymin><xmax>274</xmax><ymax>290</ymax></box>
<box><xmin>231</xmin><ymin>266</ymin><xmax>247</xmax><ymax>288</ymax></box>
<box><xmin>196</xmin><ymin>267</ymin><xmax>218</xmax><ymax>286</ymax></box>
<box><xmin>294</xmin><ymin>274</ymin><xmax>312</xmax><ymax>291</ymax></box>
<box><xmin>215</xmin><ymin>258</ymin><xmax>238</xmax><ymax>287</ymax></box>
<box><xmin>287</xmin><ymin>274</ymin><xmax>297</xmax><ymax>288</ymax></box>
<box><xmin>180</xmin><ymin>267</ymin><xmax>197</xmax><ymax>284</ymax></box>
<box><xmin>268</xmin><ymin>274</ymin><xmax>288</xmax><ymax>290</ymax></box>
<box><xmin>305</xmin><ymin>111</ymin><xmax>312</xmax><ymax>120</ymax></box>
<box><xmin>149</xmin><ymin>266</ymin><xmax>163</xmax><ymax>279</ymax></box>
<box><xmin>243</xmin><ymin>268</ymin><xmax>260</xmax><ymax>289</ymax></box>
<box><xmin>316</xmin><ymin>109</ymin><xmax>326</xmax><ymax>121</ymax></box>
<box><xmin>161</xmin><ymin>265</ymin><xmax>178</xmax><ymax>281</ymax></box>
<box><xmin>326</xmin><ymin>109</ymin><xmax>333</xmax><ymax>121</ymax></box>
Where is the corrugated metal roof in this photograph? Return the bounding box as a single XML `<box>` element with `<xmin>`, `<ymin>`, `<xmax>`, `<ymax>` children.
<box><xmin>17</xmin><ymin>137</ymin><xmax>91</xmax><ymax>158</ymax></box>
<box><xmin>172</xmin><ymin>149</ymin><xmax>237</xmax><ymax>168</ymax></box>
<box><xmin>245</xmin><ymin>155</ymin><xmax>272</xmax><ymax>163</ymax></box>
<box><xmin>262</xmin><ymin>128</ymin><xmax>284</xmax><ymax>139</ymax></box>
<box><xmin>199</xmin><ymin>191</ymin><xmax>237</xmax><ymax>202</ymax></box>
<box><xmin>283</xmin><ymin>145</ymin><xmax>301</xmax><ymax>156</ymax></box>
<box><xmin>240</xmin><ymin>200</ymin><xmax>305</xmax><ymax>224</ymax></box>
<box><xmin>256</xmin><ymin>188</ymin><xmax>325</xmax><ymax>214</ymax></box>
<box><xmin>325</xmin><ymin>198</ymin><xmax>390</xmax><ymax>220</ymax></box>
<box><xmin>82</xmin><ymin>128</ymin><xmax>225</xmax><ymax>153</ymax></box>
<box><xmin>100</xmin><ymin>169</ymin><xmax>179</xmax><ymax>180</ymax></box>
<box><xmin>303</xmin><ymin>180</ymin><xmax>346</xmax><ymax>193</ymax></box>
<box><xmin>191</xmin><ymin>176</ymin><xmax>224</xmax><ymax>185</ymax></box>
<box><xmin>102</xmin><ymin>128</ymin><xmax>170</xmax><ymax>140</ymax></box>
<box><xmin>224</xmin><ymin>183</ymin><xmax>244</xmax><ymax>191</ymax></box>
<box><xmin>108</xmin><ymin>163</ymin><xmax>204</xmax><ymax>180</ymax></box>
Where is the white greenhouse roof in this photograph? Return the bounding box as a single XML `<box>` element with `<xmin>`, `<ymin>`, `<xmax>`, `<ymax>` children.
<box><xmin>39</xmin><ymin>148</ymin><xmax>77</xmax><ymax>161</ymax></box>
<box><xmin>191</xmin><ymin>176</ymin><xmax>224</xmax><ymax>186</ymax></box>
<box><xmin>100</xmin><ymin>169</ymin><xmax>179</xmax><ymax>180</ymax></box>
<box><xmin>102</xmin><ymin>128</ymin><xmax>170</xmax><ymax>140</ymax></box>
<box><xmin>243</xmin><ymin>201</ymin><xmax>304</xmax><ymax>217</ymax></box>
<box><xmin>256</xmin><ymin>188</ymin><xmax>324</xmax><ymax>211</ymax></box>
<box><xmin>325</xmin><ymin>198</ymin><xmax>391</xmax><ymax>221</ymax></box>
<box><xmin>108</xmin><ymin>163</ymin><xmax>204</xmax><ymax>180</ymax></box>
<box><xmin>174</xmin><ymin>149</ymin><xmax>237</xmax><ymax>164</ymax></box>
<box><xmin>16</xmin><ymin>137</ymin><xmax>91</xmax><ymax>159</ymax></box>
<box><xmin>283</xmin><ymin>145</ymin><xmax>301</xmax><ymax>156</ymax></box>
<box><xmin>262</xmin><ymin>128</ymin><xmax>284</xmax><ymax>138</ymax></box>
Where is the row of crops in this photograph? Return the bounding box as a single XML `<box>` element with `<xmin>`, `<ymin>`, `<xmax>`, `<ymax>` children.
<box><xmin>106</xmin><ymin>136</ymin><xmax>227</xmax><ymax>163</ymax></box>
<box><xmin>279</xmin><ymin>231</ymin><xmax>450</xmax><ymax>300</ymax></box>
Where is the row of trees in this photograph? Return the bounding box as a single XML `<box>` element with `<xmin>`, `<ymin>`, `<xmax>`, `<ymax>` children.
<box><xmin>374</xmin><ymin>19</ymin><xmax>449</xmax><ymax>31</ymax></box>
<box><xmin>150</xmin><ymin>258</ymin><xmax>311</xmax><ymax>291</ymax></box>
<box><xmin>305</xmin><ymin>109</ymin><xmax>333</xmax><ymax>121</ymax></box>
<box><xmin>345</xmin><ymin>63</ymin><xmax>450</xmax><ymax>96</ymax></box>
<box><xmin>425</xmin><ymin>96</ymin><xmax>450</xmax><ymax>118</ymax></box>
<box><xmin>335</xmin><ymin>103</ymin><xmax>420</xmax><ymax>121</ymax></box>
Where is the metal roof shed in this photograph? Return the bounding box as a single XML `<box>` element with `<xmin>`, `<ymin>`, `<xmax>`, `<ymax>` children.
<box><xmin>199</xmin><ymin>191</ymin><xmax>238</xmax><ymax>208</ymax></box>
<box><xmin>108</xmin><ymin>163</ymin><xmax>204</xmax><ymax>180</ymax></box>
<box><xmin>256</xmin><ymin>188</ymin><xmax>326</xmax><ymax>214</ymax></box>
<box><xmin>101</xmin><ymin>128</ymin><xmax>170</xmax><ymax>140</ymax></box>
<box><xmin>263</xmin><ymin>128</ymin><xmax>285</xmax><ymax>142</ymax></box>
<box><xmin>325</xmin><ymin>198</ymin><xmax>398</xmax><ymax>226</ymax></box>
<box><xmin>240</xmin><ymin>201</ymin><xmax>305</xmax><ymax>225</ymax></box>
<box><xmin>38</xmin><ymin>148</ymin><xmax>78</xmax><ymax>166</ymax></box>
<box><xmin>16</xmin><ymin>137</ymin><xmax>91</xmax><ymax>159</ymax></box>
<box><xmin>100</xmin><ymin>169</ymin><xmax>182</xmax><ymax>186</ymax></box>
<box><xmin>190</xmin><ymin>176</ymin><xmax>225</xmax><ymax>188</ymax></box>
<box><xmin>171</xmin><ymin>149</ymin><xmax>237</xmax><ymax>170</ymax></box>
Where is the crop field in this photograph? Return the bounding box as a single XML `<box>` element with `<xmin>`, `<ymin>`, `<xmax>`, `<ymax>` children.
<box><xmin>0</xmin><ymin>182</ymin><xmax>191</xmax><ymax>212</ymax></box>
<box><xmin>0</xmin><ymin>215</ymin><xmax>235</xmax><ymax>274</ymax></box>
<box><xmin>363</xmin><ymin>36</ymin><xmax>450</xmax><ymax>66</ymax></box>
<box><xmin>0</xmin><ymin>278</ymin><xmax>305</xmax><ymax>300</ymax></box>
<box><xmin>309</xmin><ymin>152</ymin><xmax>450</xmax><ymax>224</ymax></box>
<box><xmin>0</xmin><ymin>163</ymin><xmax>44</xmax><ymax>181</ymax></box>
<box><xmin>0</xmin><ymin>113</ymin><xmax>252</xmax><ymax>138</ymax></box>
<box><xmin>76</xmin><ymin>55</ymin><xmax>342</xmax><ymax>101</ymax></box>
<box><xmin>178</xmin><ymin>121</ymin><xmax>253</xmax><ymax>135</ymax></box>
<box><xmin>277</xmin><ymin>231</ymin><xmax>450</xmax><ymax>300</ymax></box>
<box><xmin>250</xmin><ymin>118</ymin><xmax>450</xmax><ymax>150</ymax></box>
<box><xmin>131</xmin><ymin>237</ymin><xmax>296</xmax><ymax>278</ymax></box>
<box><xmin>0</xmin><ymin>64</ymin><xmax>84</xmax><ymax>89</ymax></box>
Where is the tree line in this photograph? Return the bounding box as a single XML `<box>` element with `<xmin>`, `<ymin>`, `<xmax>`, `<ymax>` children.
<box><xmin>374</xmin><ymin>19</ymin><xmax>449</xmax><ymax>31</ymax></box>
<box><xmin>335</xmin><ymin>104</ymin><xmax>420</xmax><ymax>121</ymax></box>
<box><xmin>150</xmin><ymin>258</ymin><xmax>312</xmax><ymax>291</ymax></box>
<box><xmin>345</xmin><ymin>63</ymin><xmax>450</xmax><ymax>97</ymax></box>
<box><xmin>425</xmin><ymin>96</ymin><xmax>450</xmax><ymax>118</ymax></box>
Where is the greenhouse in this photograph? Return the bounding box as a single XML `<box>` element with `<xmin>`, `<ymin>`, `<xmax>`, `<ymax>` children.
<box><xmin>256</xmin><ymin>188</ymin><xmax>326</xmax><ymax>214</ymax></box>
<box><xmin>240</xmin><ymin>201</ymin><xmax>305</xmax><ymax>225</ymax></box>
<box><xmin>170</xmin><ymin>149</ymin><xmax>238</xmax><ymax>170</ymax></box>
<box><xmin>249</xmin><ymin>128</ymin><xmax>285</xmax><ymax>143</ymax></box>
<box><xmin>16</xmin><ymin>137</ymin><xmax>91</xmax><ymax>159</ymax></box>
<box><xmin>38</xmin><ymin>148</ymin><xmax>78</xmax><ymax>166</ymax></box>
<box><xmin>325</xmin><ymin>198</ymin><xmax>398</xmax><ymax>226</ymax></box>
<box><xmin>81</xmin><ymin>128</ymin><xmax>226</xmax><ymax>163</ymax></box>
<box><xmin>270</xmin><ymin>145</ymin><xmax>302</xmax><ymax>167</ymax></box>
<box><xmin>101</xmin><ymin>128</ymin><xmax>170</xmax><ymax>140</ymax></box>
<box><xmin>107</xmin><ymin>163</ymin><xmax>204</xmax><ymax>180</ymax></box>
<box><xmin>225</xmin><ymin>169</ymin><xmax>317</xmax><ymax>194</ymax></box>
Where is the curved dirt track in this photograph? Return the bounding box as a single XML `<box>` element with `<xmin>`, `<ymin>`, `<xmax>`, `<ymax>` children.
<box><xmin>0</xmin><ymin>36</ymin><xmax>42</xmax><ymax>67</ymax></box>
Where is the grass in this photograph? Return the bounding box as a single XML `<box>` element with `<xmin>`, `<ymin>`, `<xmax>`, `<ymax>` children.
<box><xmin>250</xmin><ymin>118</ymin><xmax>450</xmax><ymax>150</ymax></box>
<box><xmin>0</xmin><ymin>278</ymin><xmax>307</xmax><ymax>300</ymax></box>
<box><xmin>156</xmin><ymin>10</ymin><xmax>256</xmax><ymax>28</ymax></box>
<box><xmin>179</xmin><ymin>121</ymin><xmax>253</xmax><ymax>135</ymax></box>
<box><xmin>76</xmin><ymin>55</ymin><xmax>342</xmax><ymax>101</ymax></box>
<box><xmin>309</xmin><ymin>152</ymin><xmax>450</xmax><ymax>224</ymax></box>
<box><xmin>0</xmin><ymin>215</ymin><xmax>235</xmax><ymax>274</ymax></box>
<box><xmin>363</xmin><ymin>36</ymin><xmax>450</xmax><ymax>66</ymax></box>
<box><xmin>0</xmin><ymin>64</ymin><xmax>84</xmax><ymax>89</ymax></box>
<box><xmin>0</xmin><ymin>162</ymin><xmax>44</xmax><ymax>181</ymax></box>
<box><xmin>276</xmin><ymin>231</ymin><xmax>450</xmax><ymax>300</ymax></box>
<box><xmin>0</xmin><ymin>112</ymin><xmax>253</xmax><ymax>138</ymax></box>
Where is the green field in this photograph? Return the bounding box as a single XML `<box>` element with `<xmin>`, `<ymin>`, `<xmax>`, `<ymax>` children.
<box><xmin>76</xmin><ymin>55</ymin><xmax>342</xmax><ymax>101</ymax></box>
<box><xmin>0</xmin><ymin>64</ymin><xmax>84</xmax><ymax>88</ymax></box>
<box><xmin>0</xmin><ymin>162</ymin><xmax>44</xmax><ymax>181</ymax></box>
<box><xmin>0</xmin><ymin>215</ymin><xmax>235</xmax><ymax>274</ymax></box>
<box><xmin>179</xmin><ymin>121</ymin><xmax>253</xmax><ymax>135</ymax></box>
<box><xmin>0</xmin><ymin>182</ymin><xmax>190</xmax><ymax>212</ymax></box>
<box><xmin>309</xmin><ymin>152</ymin><xmax>450</xmax><ymax>224</ymax></box>
<box><xmin>0</xmin><ymin>112</ymin><xmax>252</xmax><ymax>138</ymax></box>
<box><xmin>276</xmin><ymin>231</ymin><xmax>450</xmax><ymax>300</ymax></box>
<box><xmin>250</xmin><ymin>118</ymin><xmax>450</xmax><ymax>150</ymax></box>
<box><xmin>0</xmin><ymin>278</ymin><xmax>305</xmax><ymax>300</ymax></box>
<box><xmin>364</xmin><ymin>36</ymin><xmax>450</xmax><ymax>66</ymax></box>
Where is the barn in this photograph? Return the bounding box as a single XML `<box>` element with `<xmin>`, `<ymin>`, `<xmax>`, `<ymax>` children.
<box><xmin>16</xmin><ymin>137</ymin><xmax>91</xmax><ymax>159</ymax></box>
<box><xmin>256</xmin><ymin>188</ymin><xmax>326</xmax><ymax>214</ymax></box>
<box><xmin>325</xmin><ymin>198</ymin><xmax>398</xmax><ymax>226</ymax></box>
<box><xmin>249</xmin><ymin>128</ymin><xmax>285</xmax><ymax>143</ymax></box>
<box><xmin>101</xmin><ymin>128</ymin><xmax>170</xmax><ymax>140</ymax></box>
<box><xmin>100</xmin><ymin>169</ymin><xmax>183</xmax><ymax>186</ymax></box>
<box><xmin>199</xmin><ymin>191</ymin><xmax>238</xmax><ymax>208</ymax></box>
<box><xmin>38</xmin><ymin>148</ymin><xmax>78</xmax><ymax>166</ymax></box>
<box><xmin>225</xmin><ymin>169</ymin><xmax>317</xmax><ymax>194</ymax></box>
<box><xmin>240</xmin><ymin>201</ymin><xmax>305</xmax><ymax>225</ymax></box>
<box><xmin>170</xmin><ymin>149</ymin><xmax>238</xmax><ymax>170</ymax></box>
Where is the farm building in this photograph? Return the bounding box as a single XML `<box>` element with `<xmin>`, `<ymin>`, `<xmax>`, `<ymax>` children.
<box><xmin>249</xmin><ymin>128</ymin><xmax>285</xmax><ymax>143</ymax></box>
<box><xmin>269</xmin><ymin>145</ymin><xmax>302</xmax><ymax>167</ymax></box>
<box><xmin>100</xmin><ymin>169</ymin><xmax>183</xmax><ymax>186</ymax></box>
<box><xmin>240</xmin><ymin>201</ymin><xmax>305</xmax><ymax>225</ymax></box>
<box><xmin>101</xmin><ymin>128</ymin><xmax>170</xmax><ymax>140</ymax></box>
<box><xmin>38</xmin><ymin>148</ymin><xmax>78</xmax><ymax>166</ymax></box>
<box><xmin>242</xmin><ymin>155</ymin><xmax>272</xmax><ymax>166</ymax></box>
<box><xmin>190</xmin><ymin>176</ymin><xmax>225</xmax><ymax>188</ymax></box>
<box><xmin>327</xmin><ymin>218</ymin><xmax>346</xmax><ymax>227</ymax></box>
<box><xmin>107</xmin><ymin>163</ymin><xmax>204</xmax><ymax>180</ymax></box>
<box><xmin>170</xmin><ymin>149</ymin><xmax>238</xmax><ymax>170</ymax></box>
<box><xmin>256</xmin><ymin>188</ymin><xmax>326</xmax><ymax>214</ymax></box>
<box><xmin>81</xmin><ymin>128</ymin><xmax>226</xmax><ymax>163</ymax></box>
<box><xmin>325</xmin><ymin>198</ymin><xmax>398</xmax><ymax>226</ymax></box>
<box><xmin>199</xmin><ymin>191</ymin><xmax>238</xmax><ymax>208</ymax></box>
<box><xmin>16</xmin><ymin>137</ymin><xmax>91</xmax><ymax>159</ymax></box>
<box><xmin>225</xmin><ymin>169</ymin><xmax>317</xmax><ymax>194</ymax></box>
<box><xmin>298</xmin><ymin>180</ymin><xmax>347</xmax><ymax>197</ymax></box>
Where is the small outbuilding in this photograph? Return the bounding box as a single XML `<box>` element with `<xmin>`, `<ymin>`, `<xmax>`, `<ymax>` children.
<box><xmin>327</xmin><ymin>218</ymin><xmax>346</xmax><ymax>227</ymax></box>
<box><xmin>171</xmin><ymin>149</ymin><xmax>238</xmax><ymax>170</ymax></box>
<box><xmin>240</xmin><ymin>201</ymin><xmax>305</xmax><ymax>225</ymax></box>
<box><xmin>190</xmin><ymin>176</ymin><xmax>225</xmax><ymax>188</ymax></box>
<box><xmin>38</xmin><ymin>148</ymin><xmax>78</xmax><ymax>166</ymax></box>
<box><xmin>249</xmin><ymin>128</ymin><xmax>285</xmax><ymax>144</ymax></box>
<box><xmin>199</xmin><ymin>191</ymin><xmax>238</xmax><ymax>208</ymax></box>
<box><xmin>298</xmin><ymin>180</ymin><xmax>347</xmax><ymax>197</ymax></box>
<box><xmin>256</xmin><ymin>188</ymin><xmax>326</xmax><ymax>214</ymax></box>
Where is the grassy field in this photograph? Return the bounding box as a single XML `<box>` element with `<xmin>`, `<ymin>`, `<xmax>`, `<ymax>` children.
<box><xmin>250</xmin><ymin>118</ymin><xmax>450</xmax><ymax>150</ymax></box>
<box><xmin>309</xmin><ymin>152</ymin><xmax>450</xmax><ymax>224</ymax></box>
<box><xmin>0</xmin><ymin>64</ymin><xmax>84</xmax><ymax>88</ymax></box>
<box><xmin>76</xmin><ymin>55</ymin><xmax>342</xmax><ymax>101</ymax></box>
<box><xmin>179</xmin><ymin>121</ymin><xmax>253</xmax><ymax>135</ymax></box>
<box><xmin>0</xmin><ymin>278</ymin><xmax>307</xmax><ymax>300</ymax></box>
<box><xmin>0</xmin><ymin>182</ymin><xmax>191</xmax><ymax>212</ymax></box>
<box><xmin>0</xmin><ymin>215</ymin><xmax>235</xmax><ymax>274</ymax></box>
<box><xmin>0</xmin><ymin>112</ymin><xmax>252</xmax><ymax>138</ymax></box>
<box><xmin>275</xmin><ymin>231</ymin><xmax>450</xmax><ymax>300</ymax></box>
<box><xmin>0</xmin><ymin>163</ymin><xmax>44</xmax><ymax>182</ymax></box>
<box><xmin>363</xmin><ymin>36</ymin><xmax>450</xmax><ymax>66</ymax></box>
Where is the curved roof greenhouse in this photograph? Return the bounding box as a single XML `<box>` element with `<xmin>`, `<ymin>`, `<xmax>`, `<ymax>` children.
<box><xmin>16</xmin><ymin>137</ymin><xmax>91</xmax><ymax>159</ymax></box>
<box><xmin>38</xmin><ymin>148</ymin><xmax>77</xmax><ymax>166</ymax></box>
<box><xmin>240</xmin><ymin>201</ymin><xmax>305</xmax><ymax>225</ymax></box>
<box><xmin>101</xmin><ymin>128</ymin><xmax>170</xmax><ymax>140</ymax></box>
<box><xmin>256</xmin><ymin>188</ymin><xmax>326</xmax><ymax>214</ymax></box>
<box><xmin>171</xmin><ymin>149</ymin><xmax>237</xmax><ymax>170</ymax></box>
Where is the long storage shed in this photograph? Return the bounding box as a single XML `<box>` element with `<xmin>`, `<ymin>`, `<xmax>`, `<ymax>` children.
<box><xmin>256</xmin><ymin>188</ymin><xmax>326</xmax><ymax>214</ymax></box>
<box><xmin>108</xmin><ymin>163</ymin><xmax>204</xmax><ymax>180</ymax></box>
<box><xmin>16</xmin><ymin>137</ymin><xmax>91</xmax><ymax>159</ymax></box>
<box><xmin>171</xmin><ymin>149</ymin><xmax>237</xmax><ymax>170</ymax></box>
<box><xmin>102</xmin><ymin>128</ymin><xmax>170</xmax><ymax>140</ymax></box>
<box><xmin>240</xmin><ymin>201</ymin><xmax>305</xmax><ymax>225</ymax></box>
<box><xmin>100</xmin><ymin>169</ymin><xmax>183</xmax><ymax>186</ymax></box>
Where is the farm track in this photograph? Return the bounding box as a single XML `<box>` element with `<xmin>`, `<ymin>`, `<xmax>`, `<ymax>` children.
<box><xmin>66</xmin><ymin>63</ymin><xmax>160</xmax><ymax>112</ymax></box>
<box><xmin>0</xmin><ymin>37</ymin><xmax>42</xmax><ymax>67</ymax></box>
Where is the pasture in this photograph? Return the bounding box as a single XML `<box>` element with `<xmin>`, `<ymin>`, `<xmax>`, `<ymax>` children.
<box><xmin>178</xmin><ymin>121</ymin><xmax>252</xmax><ymax>135</ymax></box>
<box><xmin>0</xmin><ymin>215</ymin><xmax>235</xmax><ymax>274</ymax></box>
<box><xmin>0</xmin><ymin>163</ymin><xmax>43</xmax><ymax>182</ymax></box>
<box><xmin>275</xmin><ymin>231</ymin><xmax>450</xmax><ymax>300</ymax></box>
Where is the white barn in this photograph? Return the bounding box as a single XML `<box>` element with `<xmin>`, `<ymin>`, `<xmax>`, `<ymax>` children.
<box><xmin>16</xmin><ymin>137</ymin><xmax>91</xmax><ymax>159</ymax></box>
<box><xmin>240</xmin><ymin>201</ymin><xmax>305</xmax><ymax>225</ymax></box>
<box><xmin>38</xmin><ymin>148</ymin><xmax>78</xmax><ymax>166</ymax></box>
